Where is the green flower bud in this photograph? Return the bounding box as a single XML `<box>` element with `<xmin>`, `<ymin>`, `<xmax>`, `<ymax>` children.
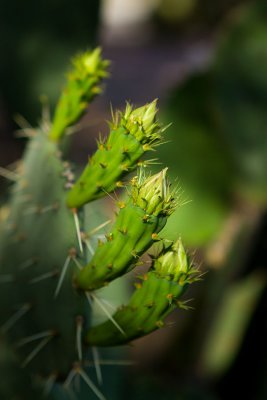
<box><xmin>50</xmin><ymin>48</ymin><xmax>109</xmax><ymax>141</ymax></box>
<box><xmin>154</xmin><ymin>239</ymin><xmax>192</xmax><ymax>284</ymax></box>
<box><xmin>131</xmin><ymin>168</ymin><xmax>177</xmax><ymax>216</ymax></box>
<box><xmin>85</xmin><ymin>239</ymin><xmax>199</xmax><ymax>347</ymax></box>
<box><xmin>75</xmin><ymin>169</ymin><xmax>177</xmax><ymax>291</ymax></box>
<box><xmin>118</xmin><ymin>100</ymin><xmax>162</xmax><ymax>144</ymax></box>
<box><xmin>66</xmin><ymin>101</ymin><xmax>165</xmax><ymax>208</ymax></box>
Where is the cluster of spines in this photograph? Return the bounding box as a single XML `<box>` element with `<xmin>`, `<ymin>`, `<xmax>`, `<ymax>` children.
<box><xmin>85</xmin><ymin>240</ymin><xmax>200</xmax><ymax>346</ymax></box>
<box><xmin>75</xmin><ymin>169</ymin><xmax>178</xmax><ymax>291</ymax></box>
<box><xmin>0</xmin><ymin>47</ymin><xmax>201</xmax><ymax>399</ymax></box>
<box><xmin>49</xmin><ymin>48</ymin><xmax>109</xmax><ymax>141</ymax></box>
<box><xmin>66</xmin><ymin>100</ymin><xmax>165</xmax><ymax>208</ymax></box>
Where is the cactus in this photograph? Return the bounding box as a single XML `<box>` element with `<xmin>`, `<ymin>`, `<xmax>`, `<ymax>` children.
<box><xmin>0</xmin><ymin>48</ymin><xmax>199</xmax><ymax>399</ymax></box>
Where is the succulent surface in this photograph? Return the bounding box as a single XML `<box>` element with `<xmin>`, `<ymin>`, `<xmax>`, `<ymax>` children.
<box><xmin>0</xmin><ymin>48</ymin><xmax>199</xmax><ymax>399</ymax></box>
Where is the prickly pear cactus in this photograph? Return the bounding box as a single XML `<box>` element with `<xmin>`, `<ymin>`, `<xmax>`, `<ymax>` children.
<box><xmin>0</xmin><ymin>48</ymin><xmax>200</xmax><ymax>399</ymax></box>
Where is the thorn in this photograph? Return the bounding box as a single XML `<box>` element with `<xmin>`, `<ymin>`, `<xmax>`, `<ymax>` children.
<box><xmin>54</xmin><ymin>255</ymin><xmax>71</xmax><ymax>298</ymax></box>
<box><xmin>74</xmin><ymin>372</ymin><xmax>81</xmax><ymax>393</ymax></box>
<box><xmin>86</xmin><ymin>220</ymin><xmax>111</xmax><ymax>237</ymax></box>
<box><xmin>100</xmin><ymin>188</ymin><xmax>117</xmax><ymax>202</ymax></box>
<box><xmin>64</xmin><ymin>366</ymin><xmax>78</xmax><ymax>387</ymax></box>
<box><xmin>22</xmin><ymin>334</ymin><xmax>54</xmax><ymax>368</ymax></box>
<box><xmin>29</xmin><ymin>270</ymin><xmax>58</xmax><ymax>284</ymax></box>
<box><xmin>13</xmin><ymin>113</ymin><xmax>33</xmax><ymax>130</ymax></box>
<box><xmin>87</xmin><ymin>293</ymin><xmax>126</xmax><ymax>336</ymax></box>
<box><xmin>15</xmin><ymin>128</ymin><xmax>36</xmax><ymax>138</ymax></box>
<box><xmin>19</xmin><ymin>257</ymin><xmax>38</xmax><ymax>270</ymax></box>
<box><xmin>83</xmin><ymin>238</ymin><xmax>95</xmax><ymax>256</ymax></box>
<box><xmin>40</xmin><ymin>94</ymin><xmax>51</xmax><ymax>130</ymax></box>
<box><xmin>76</xmin><ymin>316</ymin><xmax>84</xmax><ymax>361</ymax></box>
<box><xmin>40</xmin><ymin>202</ymin><xmax>60</xmax><ymax>214</ymax></box>
<box><xmin>92</xmin><ymin>346</ymin><xmax>103</xmax><ymax>385</ymax></box>
<box><xmin>43</xmin><ymin>373</ymin><xmax>58</xmax><ymax>397</ymax></box>
<box><xmin>15</xmin><ymin>330</ymin><xmax>55</xmax><ymax>348</ymax></box>
<box><xmin>98</xmin><ymin>297</ymin><xmax>116</xmax><ymax>312</ymax></box>
<box><xmin>0</xmin><ymin>166</ymin><xmax>19</xmax><ymax>181</ymax></box>
<box><xmin>73</xmin><ymin>257</ymin><xmax>83</xmax><ymax>271</ymax></box>
<box><xmin>72</xmin><ymin>209</ymin><xmax>83</xmax><ymax>253</ymax></box>
<box><xmin>1</xmin><ymin>303</ymin><xmax>31</xmax><ymax>334</ymax></box>
<box><xmin>78</xmin><ymin>367</ymin><xmax>106</xmax><ymax>400</ymax></box>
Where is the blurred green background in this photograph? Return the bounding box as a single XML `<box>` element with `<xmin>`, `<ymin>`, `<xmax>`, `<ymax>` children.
<box><xmin>1</xmin><ymin>0</ymin><xmax>267</xmax><ymax>399</ymax></box>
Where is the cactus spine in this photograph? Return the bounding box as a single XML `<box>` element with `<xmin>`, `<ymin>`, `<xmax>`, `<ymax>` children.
<box><xmin>0</xmin><ymin>48</ymin><xmax>199</xmax><ymax>399</ymax></box>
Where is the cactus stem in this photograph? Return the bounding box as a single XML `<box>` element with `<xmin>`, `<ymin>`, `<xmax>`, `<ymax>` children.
<box><xmin>14</xmin><ymin>127</ymin><xmax>36</xmax><ymax>138</ymax></box>
<box><xmin>92</xmin><ymin>346</ymin><xmax>103</xmax><ymax>385</ymax></box>
<box><xmin>76</xmin><ymin>315</ymin><xmax>84</xmax><ymax>361</ymax></box>
<box><xmin>23</xmin><ymin>206</ymin><xmax>40</xmax><ymax>216</ymax></box>
<box><xmin>14</xmin><ymin>194</ymin><xmax>32</xmax><ymax>204</ymax></box>
<box><xmin>21</xmin><ymin>334</ymin><xmax>55</xmax><ymax>368</ymax></box>
<box><xmin>15</xmin><ymin>329</ymin><xmax>55</xmax><ymax>348</ymax></box>
<box><xmin>1</xmin><ymin>303</ymin><xmax>31</xmax><ymax>334</ymax></box>
<box><xmin>54</xmin><ymin>255</ymin><xmax>71</xmax><ymax>298</ymax></box>
<box><xmin>19</xmin><ymin>257</ymin><xmax>38</xmax><ymax>270</ymax></box>
<box><xmin>40</xmin><ymin>203</ymin><xmax>60</xmax><ymax>213</ymax></box>
<box><xmin>72</xmin><ymin>209</ymin><xmax>83</xmax><ymax>253</ymax></box>
<box><xmin>0</xmin><ymin>166</ymin><xmax>19</xmax><ymax>181</ymax></box>
<box><xmin>28</xmin><ymin>269</ymin><xmax>58</xmax><ymax>284</ymax></box>
<box><xmin>78</xmin><ymin>367</ymin><xmax>106</xmax><ymax>400</ymax></box>
<box><xmin>86</xmin><ymin>292</ymin><xmax>126</xmax><ymax>336</ymax></box>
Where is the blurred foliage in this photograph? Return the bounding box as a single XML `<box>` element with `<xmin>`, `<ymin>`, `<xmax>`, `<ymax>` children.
<box><xmin>0</xmin><ymin>0</ymin><xmax>100</xmax><ymax>124</ymax></box>
<box><xmin>159</xmin><ymin>73</ymin><xmax>232</xmax><ymax>246</ymax></box>
<box><xmin>200</xmin><ymin>271</ymin><xmax>266</xmax><ymax>378</ymax></box>
<box><xmin>214</xmin><ymin>1</ymin><xmax>267</xmax><ymax>203</ymax></box>
<box><xmin>159</xmin><ymin>0</ymin><xmax>267</xmax><ymax>246</ymax></box>
<box><xmin>134</xmin><ymin>2</ymin><xmax>267</xmax><ymax>399</ymax></box>
<box><xmin>155</xmin><ymin>0</ymin><xmax>251</xmax><ymax>31</ymax></box>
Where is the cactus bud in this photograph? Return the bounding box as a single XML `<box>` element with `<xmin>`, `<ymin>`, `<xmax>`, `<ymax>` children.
<box><xmin>132</xmin><ymin>168</ymin><xmax>175</xmax><ymax>216</ymax></box>
<box><xmin>49</xmin><ymin>48</ymin><xmax>109</xmax><ymax>141</ymax></box>
<box><xmin>154</xmin><ymin>239</ymin><xmax>191</xmax><ymax>283</ymax></box>
<box><xmin>75</xmin><ymin>169</ymin><xmax>177</xmax><ymax>291</ymax></box>
<box><xmin>66</xmin><ymin>100</ymin><xmax>165</xmax><ymax>208</ymax></box>
<box><xmin>85</xmin><ymin>239</ymin><xmax>198</xmax><ymax>346</ymax></box>
<box><xmin>123</xmin><ymin>100</ymin><xmax>160</xmax><ymax>141</ymax></box>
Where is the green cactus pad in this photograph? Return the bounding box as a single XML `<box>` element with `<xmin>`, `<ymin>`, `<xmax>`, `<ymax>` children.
<box><xmin>75</xmin><ymin>169</ymin><xmax>177</xmax><ymax>291</ymax></box>
<box><xmin>85</xmin><ymin>239</ymin><xmax>199</xmax><ymax>346</ymax></box>
<box><xmin>66</xmin><ymin>101</ymin><xmax>164</xmax><ymax>208</ymax></box>
<box><xmin>0</xmin><ymin>47</ymin><xmax>200</xmax><ymax>397</ymax></box>
<box><xmin>49</xmin><ymin>48</ymin><xmax>109</xmax><ymax>141</ymax></box>
<box><xmin>0</xmin><ymin>131</ymin><xmax>87</xmax><ymax>378</ymax></box>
